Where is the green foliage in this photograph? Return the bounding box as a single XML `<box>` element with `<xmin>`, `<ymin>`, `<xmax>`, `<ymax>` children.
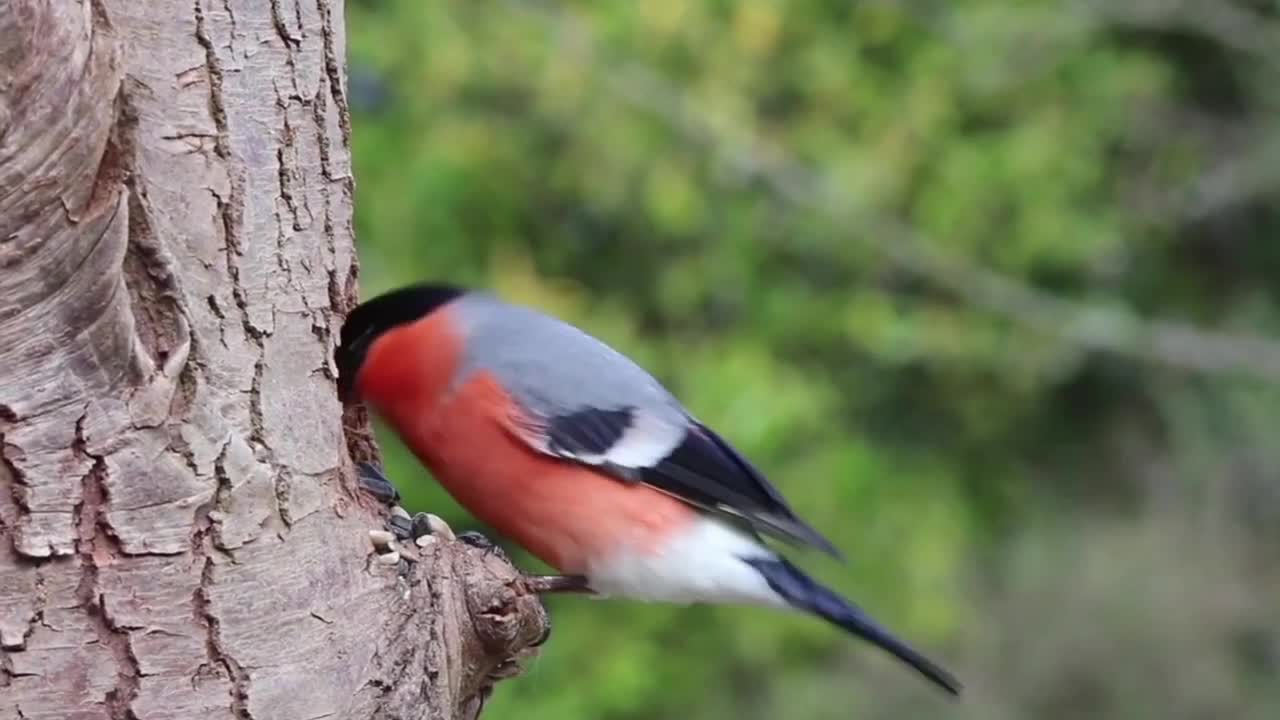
<box><xmin>348</xmin><ymin>2</ymin><xmax>1280</xmax><ymax>718</ymax></box>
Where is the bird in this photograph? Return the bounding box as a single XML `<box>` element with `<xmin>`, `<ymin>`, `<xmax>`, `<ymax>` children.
<box><xmin>336</xmin><ymin>282</ymin><xmax>961</xmax><ymax>695</ymax></box>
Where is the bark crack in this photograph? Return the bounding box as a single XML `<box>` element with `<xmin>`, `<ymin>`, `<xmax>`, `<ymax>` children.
<box><xmin>12</xmin><ymin>566</ymin><xmax>49</xmax><ymax>651</ymax></box>
<box><xmin>196</xmin><ymin>556</ymin><xmax>253</xmax><ymax>720</ymax></box>
<box><xmin>275</xmin><ymin>106</ymin><xmax>305</xmax><ymax>234</ymax></box>
<box><xmin>191</xmin><ymin>440</ymin><xmax>246</xmax><ymax>716</ymax></box>
<box><xmin>204</xmin><ymin>437</ymin><xmax>234</xmax><ymax>548</ymax></box>
<box><xmin>247</xmin><ymin>326</ymin><xmax>286</xmax><ymax>519</ymax></box>
<box><xmin>316</xmin><ymin>0</ymin><xmax>351</xmax><ymax>143</ymax></box>
<box><xmin>0</xmin><ymin>405</ymin><xmax>27</xmax><ymax>539</ymax></box>
<box><xmin>73</xmin><ymin>412</ymin><xmax>141</xmax><ymax>719</ymax></box>
<box><xmin>269</xmin><ymin>0</ymin><xmax>302</xmax><ymax>48</ymax></box>
<box><xmin>312</xmin><ymin>72</ymin><xmax>353</xmax><ymax>368</ymax></box>
<box><xmin>197</xmin><ymin>0</ymin><xmax>284</xmax><ymax>536</ymax></box>
<box><xmin>274</xmin><ymin>468</ymin><xmax>294</xmax><ymax>528</ymax></box>
<box><xmin>218</xmin><ymin>0</ymin><xmax>237</xmax><ymax>44</ymax></box>
<box><xmin>195</xmin><ymin>0</ymin><xmax>263</xmax><ymax>337</ymax></box>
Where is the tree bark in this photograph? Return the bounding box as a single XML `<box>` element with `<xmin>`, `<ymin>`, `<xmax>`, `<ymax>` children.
<box><xmin>0</xmin><ymin>2</ymin><xmax>547</xmax><ymax>719</ymax></box>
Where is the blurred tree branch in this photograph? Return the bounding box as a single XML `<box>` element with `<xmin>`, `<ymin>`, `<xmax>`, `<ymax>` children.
<box><xmin>511</xmin><ymin>0</ymin><xmax>1280</xmax><ymax>384</ymax></box>
<box><xmin>1085</xmin><ymin>0</ymin><xmax>1280</xmax><ymax>58</ymax></box>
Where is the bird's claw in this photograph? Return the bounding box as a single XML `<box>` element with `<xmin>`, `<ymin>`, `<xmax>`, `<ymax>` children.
<box><xmin>457</xmin><ymin>530</ymin><xmax>511</xmax><ymax>562</ymax></box>
<box><xmin>456</xmin><ymin>529</ymin><xmax>495</xmax><ymax>549</ymax></box>
<box><xmin>456</xmin><ymin>530</ymin><xmax>492</xmax><ymax>549</ymax></box>
<box><xmin>357</xmin><ymin>462</ymin><xmax>400</xmax><ymax>505</ymax></box>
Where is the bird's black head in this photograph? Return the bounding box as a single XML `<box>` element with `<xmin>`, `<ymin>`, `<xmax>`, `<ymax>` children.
<box><xmin>336</xmin><ymin>283</ymin><xmax>467</xmax><ymax>399</ymax></box>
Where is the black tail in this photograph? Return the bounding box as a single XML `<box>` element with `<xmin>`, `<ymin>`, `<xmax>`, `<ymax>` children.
<box><xmin>744</xmin><ymin>557</ymin><xmax>962</xmax><ymax>696</ymax></box>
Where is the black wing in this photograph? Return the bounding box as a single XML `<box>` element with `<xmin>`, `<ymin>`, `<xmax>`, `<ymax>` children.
<box><xmin>545</xmin><ymin>407</ymin><xmax>637</xmax><ymax>457</ymax></box>
<box><xmin>532</xmin><ymin>406</ymin><xmax>842</xmax><ymax>558</ymax></box>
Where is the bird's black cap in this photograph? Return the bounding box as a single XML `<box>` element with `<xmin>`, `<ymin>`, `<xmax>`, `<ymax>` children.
<box><xmin>336</xmin><ymin>283</ymin><xmax>467</xmax><ymax>399</ymax></box>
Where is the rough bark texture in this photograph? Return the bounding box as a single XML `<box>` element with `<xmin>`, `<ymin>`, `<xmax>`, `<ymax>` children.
<box><xmin>0</xmin><ymin>2</ymin><xmax>548</xmax><ymax>719</ymax></box>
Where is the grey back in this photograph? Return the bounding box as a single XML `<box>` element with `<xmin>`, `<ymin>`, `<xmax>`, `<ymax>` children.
<box><xmin>449</xmin><ymin>293</ymin><xmax>688</xmax><ymax>425</ymax></box>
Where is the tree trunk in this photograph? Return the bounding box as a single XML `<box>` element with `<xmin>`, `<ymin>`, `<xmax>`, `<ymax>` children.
<box><xmin>0</xmin><ymin>3</ymin><xmax>547</xmax><ymax>719</ymax></box>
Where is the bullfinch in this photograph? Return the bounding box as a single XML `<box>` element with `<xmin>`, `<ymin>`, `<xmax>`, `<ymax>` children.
<box><xmin>336</xmin><ymin>283</ymin><xmax>960</xmax><ymax>695</ymax></box>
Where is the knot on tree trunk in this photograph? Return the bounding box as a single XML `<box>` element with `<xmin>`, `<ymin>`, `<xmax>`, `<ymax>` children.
<box><xmin>354</xmin><ymin>527</ymin><xmax>552</xmax><ymax>720</ymax></box>
<box><xmin>458</xmin><ymin>547</ymin><xmax>550</xmax><ymax>659</ymax></box>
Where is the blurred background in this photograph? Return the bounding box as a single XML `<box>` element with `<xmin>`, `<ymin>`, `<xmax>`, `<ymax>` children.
<box><xmin>346</xmin><ymin>1</ymin><xmax>1280</xmax><ymax>718</ymax></box>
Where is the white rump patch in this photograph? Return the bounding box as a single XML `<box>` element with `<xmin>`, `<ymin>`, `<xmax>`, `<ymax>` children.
<box><xmin>585</xmin><ymin>517</ymin><xmax>788</xmax><ymax>608</ymax></box>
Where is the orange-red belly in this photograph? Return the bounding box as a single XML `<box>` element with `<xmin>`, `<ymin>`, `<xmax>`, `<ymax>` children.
<box><xmin>385</xmin><ymin>372</ymin><xmax>696</xmax><ymax>573</ymax></box>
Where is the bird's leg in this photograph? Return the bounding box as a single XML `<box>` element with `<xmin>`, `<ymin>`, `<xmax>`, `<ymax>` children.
<box><xmin>456</xmin><ymin>532</ymin><xmax>594</xmax><ymax>595</ymax></box>
<box><xmin>457</xmin><ymin>530</ymin><xmax>509</xmax><ymax>562</ymax></box>
<box><xmin>456</xmin><ymin>533</ymin><xmax>594</xmax><ymax>597</ymax></box>
<box><xmin>522</xmin><ymin>574</ymin><xmax>595</xmax><ymax>595</ymax></box>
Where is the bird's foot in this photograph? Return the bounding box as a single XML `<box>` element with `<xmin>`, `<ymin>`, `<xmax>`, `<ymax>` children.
<box><xmin>357</xmin><ymin>462</ymin><xmax>400</xmax><ymax>506</ymax></box>
<box><xmin>456</xmin><ymin>530</ymin><xmax>511</xmax><ymax>563</ymax></box>
<box><xmin>456</xmin><ymin>530</ymin><xmax>495</xmax><ymax>550</ymax></box>
<box><xmin>521</xmin><ymin>574</ymin><xmax>595</xmax><ymax>595</ymax></box>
